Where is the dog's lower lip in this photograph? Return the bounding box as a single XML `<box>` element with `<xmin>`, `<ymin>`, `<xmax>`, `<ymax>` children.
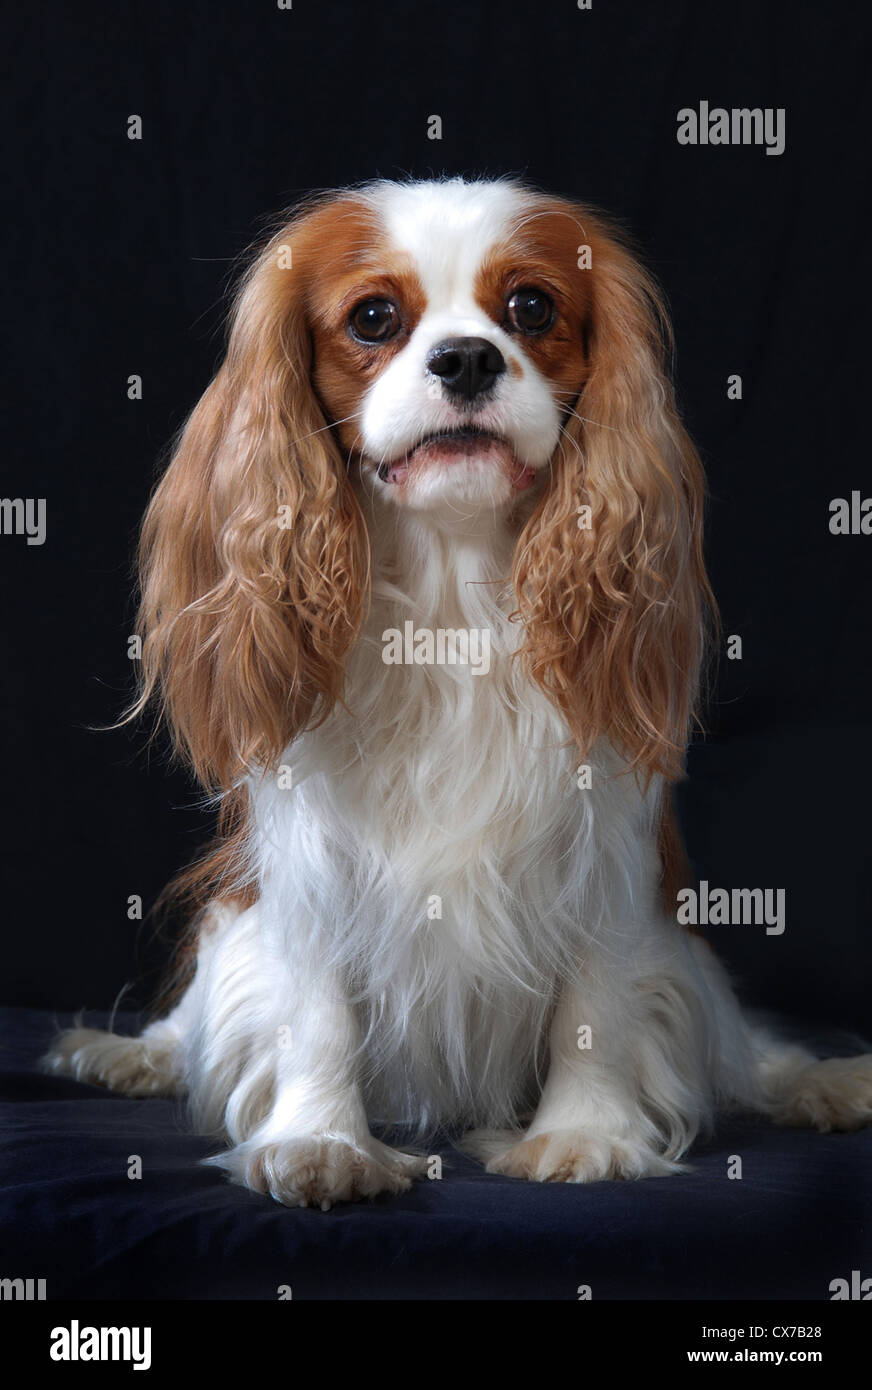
<box><xmin>417</xmin><ymin>429</ymin><xmax>501</xmax><ymax>448</ymax></box>
<box><xmin>377</xmin><ymin>430</ymin><xmax>507</xmax><ymax>484</ymax></box>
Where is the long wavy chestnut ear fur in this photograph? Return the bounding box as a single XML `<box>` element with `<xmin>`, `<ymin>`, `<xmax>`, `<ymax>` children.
<box><xmin>130</xmin><ymin>204</ymin><xmax>369</xmax><ymax>792</ymax></box>
<box><xmin>513</xmin><ymin>208</ymin><xmax>712</xmax><ymax>784</ymax></box>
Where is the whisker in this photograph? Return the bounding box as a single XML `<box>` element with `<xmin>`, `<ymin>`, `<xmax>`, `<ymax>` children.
<box><xmin>560</xmin><ymin>406</ymin><xmax>621</xmax><ymax>435</ymax></box>
<box><xmin>288</xmin><ymin>411</ymin><xmax>364</xmax><ymax>449</ymax></box>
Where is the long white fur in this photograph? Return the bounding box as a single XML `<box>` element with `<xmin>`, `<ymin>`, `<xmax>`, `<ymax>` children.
<box><xmin>46</xmin><ymin>179</ymin><xmax>872</xmax><ymax>1206</ymax></box>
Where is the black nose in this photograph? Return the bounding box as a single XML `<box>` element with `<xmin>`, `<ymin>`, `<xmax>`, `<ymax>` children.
<box><xmin>426</xmin><ymin>336</ymin><xmax>506</xmax><ymax>402</ymax></box>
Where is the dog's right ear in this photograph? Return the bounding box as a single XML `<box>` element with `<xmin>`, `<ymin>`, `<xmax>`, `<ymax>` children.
<box><xmin>131</xmin><ymin>204</ymin><xmax>370</xmax><ymax>789</ymax></box>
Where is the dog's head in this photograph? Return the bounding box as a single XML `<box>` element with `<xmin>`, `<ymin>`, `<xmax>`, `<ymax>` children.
<box><xmin>134</xmin><ymin>179</ymin><xmax>709</xmax><ymax>788</ymax></box>
<box><xmin>304</xmin><ymin>179</ymin><xmax>592</xmax><ymax>514</ymax></box>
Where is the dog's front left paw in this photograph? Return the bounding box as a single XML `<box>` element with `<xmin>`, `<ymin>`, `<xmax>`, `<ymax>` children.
<box><xmin>209</xmin><ymin>1134</ymin><xmax>428</xmax><ymax>1209</ymax></box>
<box><xmin>481</xmin><ymin>1129</ymin><xmax>678</xmax><ymax>1183</ymax></box>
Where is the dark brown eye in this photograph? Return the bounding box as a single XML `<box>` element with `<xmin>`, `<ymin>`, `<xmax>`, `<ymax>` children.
<box><xmin>506</xmin><ymin>287</ymin><xmax>554</xmax><ymax>335</ymax></box>
<box><xmin>349</xmin><ymin>298</ymin><xmax>399</xmax><ymax>343</ymax></box>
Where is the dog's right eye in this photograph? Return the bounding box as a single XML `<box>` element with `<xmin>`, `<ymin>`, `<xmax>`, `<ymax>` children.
<box><xmin>349</xmin><ymin>298</ymin><xmax>400</xmax><ymax>343</ymax></box>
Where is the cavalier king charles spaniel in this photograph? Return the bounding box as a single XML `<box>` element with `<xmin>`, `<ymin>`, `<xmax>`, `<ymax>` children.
<box><xmin>47</xmin><ymin>178</ymin><xmax>872</xmax><ymax>1207</ymax></box>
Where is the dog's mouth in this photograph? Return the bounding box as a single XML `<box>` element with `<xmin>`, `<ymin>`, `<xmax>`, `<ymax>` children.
<box><xmin>376</xmin><ymin>429</ymin><xmax>537</xmax><ymax>489</ymax></box>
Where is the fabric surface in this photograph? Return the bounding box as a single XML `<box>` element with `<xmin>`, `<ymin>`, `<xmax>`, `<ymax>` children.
<box><xmin>1</xmin><ymin>1008</ymin><xmax>868</xmax><ymax>1300</ymax></box>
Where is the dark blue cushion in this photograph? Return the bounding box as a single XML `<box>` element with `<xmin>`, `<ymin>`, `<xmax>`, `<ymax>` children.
<box><xmin>2</xmin><ymin>1007</ymin><xmax>868</xmax><ymax>1300</ymax></box>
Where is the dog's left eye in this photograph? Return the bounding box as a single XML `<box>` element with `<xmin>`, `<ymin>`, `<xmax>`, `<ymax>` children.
<box><xmin>506</xmin><ymin>287</ymin><xmax>554</xmax><ymax>335</ymax></box>
<box><xmin>349</xmin><ymin>298</ymin><xmax>400</xmax><ymax>343</ymax></box>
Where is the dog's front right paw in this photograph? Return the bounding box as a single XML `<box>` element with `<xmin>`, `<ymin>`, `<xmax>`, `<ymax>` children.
<box><xmin>208</xmin><ymin>1134</ymin><xmax>427</xmax><ymax>1209</ymax></box>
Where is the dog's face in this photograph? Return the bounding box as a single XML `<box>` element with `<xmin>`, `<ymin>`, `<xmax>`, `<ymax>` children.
<box><xmin>299</xmin><ymin>181</ymin><xmax>592</xmax><ymax>514</ymax></box>
<box><xmin>136</xmin><ymin>178</ymin><xmax>708</xmax><ymax>791</ymax></box>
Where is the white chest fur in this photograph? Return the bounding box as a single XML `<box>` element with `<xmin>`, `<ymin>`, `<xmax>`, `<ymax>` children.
<box><xmin>250</xmin><ymin>509</ymin><xmax>660</xmax><ymax>1129</ymax></box>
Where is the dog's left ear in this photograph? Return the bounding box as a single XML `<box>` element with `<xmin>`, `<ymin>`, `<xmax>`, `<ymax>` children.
<box><xmin>513</xmin><ymin>211</ymin><xmax>711</xmax><ymax>782</ymax></box>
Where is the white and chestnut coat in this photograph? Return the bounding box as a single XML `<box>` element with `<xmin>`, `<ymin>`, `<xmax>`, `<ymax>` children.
<box><xmin>47</xmin><ymin>179</ymin><xmax>872</xmax><ymax>1207</ymax></box>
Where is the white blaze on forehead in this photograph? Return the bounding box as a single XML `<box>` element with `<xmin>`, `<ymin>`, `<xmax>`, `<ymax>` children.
<box><xmin>362</xmin><ymin>178</ymin><xmax>533</xmax><ymax>310</ymax></box>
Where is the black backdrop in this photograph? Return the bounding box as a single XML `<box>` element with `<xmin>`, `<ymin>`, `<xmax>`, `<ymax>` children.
<box><xmin>3</xmin><ymin>1</ymin><xmax>870</xmax><ymax>1032</ymax></box>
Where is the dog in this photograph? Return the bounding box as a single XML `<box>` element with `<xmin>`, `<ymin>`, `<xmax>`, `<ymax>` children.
<box><xmin>46</xmin><ymin>177</ymin><xmax>872</xmax><ymax>1207</ymax></box>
